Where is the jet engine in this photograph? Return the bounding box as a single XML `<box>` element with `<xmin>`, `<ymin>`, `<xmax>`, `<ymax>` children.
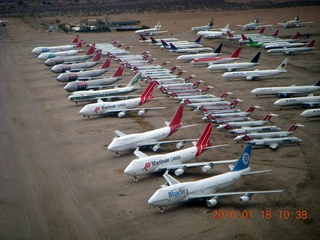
<box><xmin>174</xmin><ymin>168</ymin><xmax>185</xmax><ymax>176</ymax></box>
<box><xmin>202</xmin><ymin>164</ymin><xmax>213</xmax><ymax>173</ymax></box>
<box><xmin>206</xmin><ymin>197</ymin><xmax>220</xmax><ymax>207</ymax></box>
<box><xmin>152</xmin><ymin>144</ymin><xmax>161</xmax><ymax>152</ymax></box>
<box><xmin>239</xmin><ymin>193</ymin><xmax>253</xmax><ymax>203</ymax></box>
<box><xmin>176</xmin><ymin>141</ymin><xmax>185</xmax><ymax>149</ymax></box>
<box><xmin>278</xmin><ymin>93</ymin><xmax>289</xmax><ymax>98</ymax></box>
<box><xmin>118</xmin><ymin>111</ymin><xmax>126</xmax><ymax>118</ymax></box>
<box><xmin>246</xmin><ymin>76</ymin><xmax>256</xmax><ymax>81</ymax></box>
<box><xmin>138</xmin><ymin>109</ymin><xmax>147</xmax><ymax>116</ymax></box>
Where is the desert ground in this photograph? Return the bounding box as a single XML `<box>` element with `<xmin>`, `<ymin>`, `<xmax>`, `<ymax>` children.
<box><xmin>0</xmin><ymin>6</ymin><xmax>320</xmax><ymax>240</ymax></box>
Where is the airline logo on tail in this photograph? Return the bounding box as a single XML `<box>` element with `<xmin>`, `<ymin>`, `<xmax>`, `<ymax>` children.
<box><xmin>195</xmin><ymin>123</ymin><xmax>212</xmax><ymax>156</ymax></box>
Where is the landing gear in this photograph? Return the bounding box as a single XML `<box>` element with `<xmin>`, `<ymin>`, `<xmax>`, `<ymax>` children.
<box><xmin>133</xmin><ymin>176</ymin><xmax>138</xmax><ymax>182</ymax></box>
<box><xmin>159</xmin><ymin>207</ymin><xmax>164</xmax><ymax>213</ymax></box>
<box><xmin>116</xmin><ymin>152</ymin><xmax>120</xmax><ymax>157</ymax></box>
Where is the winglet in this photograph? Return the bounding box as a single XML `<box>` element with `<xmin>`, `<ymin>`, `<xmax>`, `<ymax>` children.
<box><xmin>232</xmin><ymin>144</ymin><xmax>252</xmax><ymax>172</ymax></box>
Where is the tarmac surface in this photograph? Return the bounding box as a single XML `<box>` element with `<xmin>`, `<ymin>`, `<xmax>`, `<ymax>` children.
<box><xmin>0</xmin><ymin>6</ymin><xmax>319</xmax><ymax>239</ymax></box>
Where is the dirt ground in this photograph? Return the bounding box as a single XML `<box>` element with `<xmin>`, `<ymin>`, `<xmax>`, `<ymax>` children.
<box><xmin>0</xmin><ymin>6</ymin><xmax>319</xmax><ymax>240</ymax></box>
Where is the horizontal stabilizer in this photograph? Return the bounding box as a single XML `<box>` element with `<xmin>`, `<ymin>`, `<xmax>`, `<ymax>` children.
<box><xmin>114</xmin><ymin>130</ymin><xmax>126</xmax><ymax>137</ymax></box>
<box><xmin>241</xmin><ymin>169</ymin><xmax>272</xmax><ymax>176</ymax></box>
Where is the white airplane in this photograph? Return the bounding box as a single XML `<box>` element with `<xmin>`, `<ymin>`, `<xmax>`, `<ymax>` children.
<box><xmin>197</xmin><ymin>24</ymin><xmax>232</xmax><ymax>39</ymax></box>
<box><xmin>51</xmin><ymin>50</ymin><xmax>102</xmax><ymax>73</ymax></box>
<box><xmin>226</xmin><ymin>125</ymin><xmax>282</xmax><ymax>135</ymax></box>
<box><xmin>194</xmin><ymin>99</ymin><xmax>243</xmax><ymax>113</ymax></box>
<box><xmin>135</xmin><ymin>21</ymin><xmax>168</xmax><ymax>36</ymax></box>
<box><xmin>207</xmin><ymin>52</ymin><xmax>261</xmax><ymax>72</ymax></box>
<box><xmin>168</xmin><ymin>86</ymin><xmax>212</xmax><ymax>97</ymax></box>
<box><xmin>68</xmin><ymin>72</ymin><xmax>141</xmax><ymax>103</ymax></box>
<box><xmin>56</xmin><ymin>57</ymin><xmax>111</xmax><ymax>82</ymax></box>
<box><xmin>274</xmin><ymin>94</ymin><xmax>320</xmax><ymax>109</ymax></box>
<box><xmin>202</xmin><ymin>105</ymin><xmax>259</xmax><ymax>118</ymax></box>
<box><xmin>107</xmin><ymin>106</ymin><xmax>197</xmax><ymax>156</ymax></box>
<box><xmin>44</xmin><ymin>44</ymin><xmax>96</xmax><ymax>67</ymax></box>
<box><xmin>0</xmin><ymin>19</ymin><xmax>8</xmax><ymax>27</ymax></box>
<box><xmin>182</xmin><ymin>92</ymin><xmax>233</xmax><ymax>107</ymax></box>
<box><xmin>32</xmin><ymin>35</ymin><xmax>79</xmax><ymax>54</ymax></box>
<box><xmin>222</xmin><ymin>58</ymin><xmax>288</xmax><ymax>81</ymax></box>
<box><xmin>277</xmin><ymin>13</ymin><xmax>314</xmax><ymax>28</ymax></box>
<box><xmin>226</xmin><ymin>28</ymin><xmax>265</xmax><ymax>41</ymax></box>
<box><xmin>233</xmin><ymin>123</ymin><xmax>304</xmax><ymax>142</ymax></box>
<box><xmin>216</xmin><ymin>113</ymin><xmax>278</xmax><ymax>130</ymax></box>
<box><xmin>191</xmin><ymin>47</ymin><xmax>241</xmax><ymax>66</ymax></box>
<box><xmin>169</xmin><ymin>44</ymin><xmax>213</xmax><ymax>54</ymax></box>
<box><xmin>191</xmin><ymin>18</ymin><xmax>214</xmax><ymax>32</ymax></box>
<box><xmin>238</xmin><ymin>16</ymin><xmax>272</xmax><ymax>30</ymax></box>
<box><xmin>244</xmin><ymin>136</ymin><xmax>302</xmax><ymax>150</ymax></box>
<box><xmin>267</xmin><ymin>40</ymin><xmax>315</xmax><ymax>55</ymax></box>
<box><xmin>176</xmin><ymin>43</ymin><xmax>223</xmax><ymax>61</ymax></box>
<box><xmin>148</xmin><ymin>36</ymin><xmax>189</xmax><ymax>46</ymax></box>
<box><xmin>79</xmin><ymin>81</ymin><xmax>165</xmax><ymax>118</ymax></box>
<box><xmin>139</xmin><ymin>34</ymin><xmax>178</xmax><ymax>43</ymax></box>
<box><xmin>160</xmin><ymin>37</ymin><xmax>203</xmax><ymax>49</ymax></box>
<box><xmin>148</xmin><ymin>144</ymin><xmax>283</xmax><ymax>213</ymax></box>
<box><xmin>124</xmin><ymin>123</ymin><xmax>231</xmax><ymax>181</ymax></box>
<box><xmin>263</xmin><ymin>35</ymin><xmax>308</xmax><ymax>49</ymax></box>
<box><xmin>251</xmin><ymin>80</ymin><xmax>320</xmax><ymax>98</ymax></box>
<box><xmin>38</xmin><ymin>40</ymin><xmax>83</xmax><ymax>60</ymax></box>
<box><xmin>159</xmin><ymin>80</ymin><xmax>203</xmax><ymax>93</ymax></box>
<box><xmin>300</xmin><ymin>108</ymin><xmax>320</xmax><ymax>120</ymax></box>
<box><xmin>64</xmin><ymin>64</ymin><xmax>125</xmax><ymax>92</ymax></box>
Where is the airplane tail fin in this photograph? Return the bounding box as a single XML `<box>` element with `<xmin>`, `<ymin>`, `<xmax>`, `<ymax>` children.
<box><xmin>275</xmin><ymin>58</ymin><xmax>288</xmax><ymax>71</ymax></box>
<box><xmin>183</xmin><ymin>99</ymin><xmax>192</xmax><ymax>105</ymax></box>
<box><xmin>150</xmin><ymin>36</ymin><xmax>158</xmax><ymax>44</ymax></box>
<box><xmin>162</xmin><ymin>61</ymin><xmax>170</xmax><ymax>67</ymax></box>
<box><xmin>194</xmin><ymin>36</ymin><xmax>202</xmax><ymax>44</ymax></box>
<box><xmin>229</xmin><ymin>98</ymin><xmax>242</xmax><ymax>108</ymax></box>
<box><xmin>205</xmin><ymin>114</ymin><xmax>217</xmax><ymax>122</ymax></box>
<box><xmin>85</xmin><ymin>44</ymin><xmax>96</xmax><ymax>55</ymax></box>
<box><xmin>232</xmin><ymin>144</ymin><xmax>252</xmax><ymax>172</ymax></box>
<box><xmin>287</xmin><ymin>123</ymin><xmax>304</xmax><ymax>131</ymax></box>
<box><xmin>250</xmin><ymin>52</ymin><xmax>261</xmax><ymax>63</ymax></box>
<box><xmin>241</xmin><ymin>34</ymin><xmax>248</xmax><ymax>41</ymax></box>
<box><xmin>231</xmin><ymin>47</ymin><xmax>241</xmax><ymax>58</ymax></box>
<box><xmin>214</xmin><ymin>43</ymin><xmax>223</xmax><ymax>54</ymax></box>
<box><xmin>74</xmin><ymin>40</ymin><xmax>83</xmax><ymax>50</ymax></box>
<box><xmin>262</xmin><ymin>113</ymin><xmax>278</xmax><ymax>121</ymax></box>
<box><xmin>223</xmin><ymin>123</ymin><xmax>234</xmax><ymax>130</ymax></box>
<box><xmin>168</xmin><ymin>106</ymin><xmax>183</xmax><ymax>129</ymax></box>
<box><xmin>170</xmin><ymin>43</ymin><xmax>179</xmax><ymax>50</ymax></box>
<box><xmin>292</xmin><ymin>32</ymin><xmax>300</xmax><ymax>39</ymax></box>
<box><xmin>219</xmin><ymin>91</ymin><xmax>232</xmax><ymax>98</ymax></box>
<box><xmin>307</xmin><ymin>40</ymin><xmax>315</xmax><ymax>48</ymax></box>
<box><xmin>100</xmin><ymin>57</ymin><xmax>111</xmax><ymax>69</ymax></box>
<box><xmin>258</xmin><ymin>27</ymin><xmax>265</xmax><ymax>34</ymax></box>
<box><xmin>184</xmin><ymin>75</ymin><xmax>195</xmax><ymax>82</ymax></box>
<box><xmin>70</xmin><ymin>35</ymin><xmax>79</xmax><ymax>45</ymax></box>
<box><xmin>272</xmin><ymin>30</ymin><xmax>279</xmax><ymax>37</ymax></box>
<box><xmin>209</xmin><ymin>18</ymin><xmax>214</xmax><ymax>26</ymax></box>
<box><xmin>92</xmin><ymin>50</ymin><xmax>102</xmax><ymax>62</ymax></box>
<box><xmin>246</xmin><ymin>105</ymin><xmax>260</xmax><ymax>113</ymax></box>
<box><xmin>227</xmin><ymin>31</ymin><xmax>234</xmax><ymax>38</ymax></box>
<box><xmin>301</xmin><ymin>35</ymin><xmax>309</xmax><ymax>43</ymax></box>
<box><xmin>314</xmin><ymin>80</ymin><xmax>320</xmax><ymax>86</ymax></box>
<box><xmin>201</xmin><ymin>86</ymin><xmax>211</xmax><ymax>94</ymax></box>
<box><xmin>195</xmin><ymin>123</ymin><xmax>213</xmax><ymax>156</ymax></box>
<box><xmin>126</xmin><ymin>72</ymin><xmax>141</xmax><ymax>87</ymax></box>
<box><xmin>161</xmin><ymin>40</ymin><xmax>170</xmax><ymax>47</ymax></box>
<box><xmin>193</xmin><ymin>80</ymin><xmax>202</xmax><ymax>88</ymax></box>
<box><xmin>155</xmin><ymin>21</ymin><xmax>161</xmax><ymax>30</ymax></box>
<box><xmin>139</xmin><ymin>80</ymin><xmax>156</xmax><ymax>104</ymax></box>
<box><xmin>140</xmin><ymin>34</ymin><xmax>147</xmax><ymax>41</ymax></box>
<box><xmin>112</xmin><ymin>64</ymin><xmax>125</xmax><ymax>77</ymax></box>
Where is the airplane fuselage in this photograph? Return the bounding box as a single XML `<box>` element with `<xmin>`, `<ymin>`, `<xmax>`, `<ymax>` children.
<box><xmin>248</xmin><ymin>137</ymin><xmax>302</xmax><ymax>148</ymax></box>
<box><xmin>228</xmin><ymin>126</ymin><xmax>282</xmax><ymax>134</ymax></box>
<box><xmin>57</xmin><ymin>68</ymin><xmax>109</xmax><ymax>82</ymax></box>
<box><xmin>38</xmin><ymin>49</ymin><xmax>80</xmax><ymax>60</ymax></box>
<box><xmin>251</xmin><ymin>86</ymin><xmax>320</xmax><ymax>97</ymax></box>
<box><xmin>234</xmin><ymin>131</ymin><xmax>294</xmax><ymax>141</ymax></box>
<box><xmin>64</xmin><ymin>77</ymin><xmax>122</xmax><ymax>92</ymax></box>
<box><xmin>222</xmin><ymin>69</ymin><xmax>286</xmax><ymax>80</ymax></box>
<box><xmin>216</xmin><ymin>120</ymin><xmax>269</xmax><ymax>130</ymax></box>
<box><xmin>300</xmin><ymin>108</ymin><xmax>320</xmax><ymax>119</ymax></box>
<box><xmin>44</xmin><ymin>54</ymin><xmax>93</xmax><ymax>66</ymax></box>
<box><xmin>274</xmin><ymin>96</ymin><xmax>320</xmax><ymax>108</ymax></box>
<box><xmin>208</xmin><ymin>62</ymin><xmax>257</xmax><ymax>71</ymax></box>
<box><xmin>51</xmin><ymin>61</ymin><xmax>100</xmax><ymax>73</ymax></box>
<box><xmin>32</xmin><ymin>45</ymin><xmax>75</xmax><ymax>54</ymax></box>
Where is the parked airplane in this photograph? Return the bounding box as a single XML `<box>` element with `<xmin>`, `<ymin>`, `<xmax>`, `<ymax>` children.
<box><xmin>124</xmin><ymin>123</ymin><xmax>230</xmax><ymax>181</ymax></box>
<box><xmin>238</xmin><ymin>17</ymin><xmax>272</xmax><ymax>30</ymax></box>
<box><xmin>135</xmin><ymin>21</ymin><xmax>167</xmax><ymax>36</ymax></box>
<box><xmin>226</xmin><ymin>28</ymin><xmax>265</xmax><ymax>41</ymax></box>
<box><xmin>216</xmin><ymin>113</ymin><xmax>278</xmax><ymax>130</ymax></box>
<box><xmin>251</xmin><ymin>80</ymin><xmax>320</xmax><ymax>97</ymax></box>
<box><xmin>68</xmin><ymin>72</ymin><xmax>141</xmax><ymax>103</ymax></box>
<box><xmin>149</xmin><ymin>37</ymin><xmax>189</xmax><ymax>46</ymax></box>
<box><xmin>243</xmin><ymin>136</ymin><xmax>302</xmax><ymax>150</ymax></box>
<box><xmin>191</xmin><ymin>18</ymin><xmax>214</xmax><ymax>32</ymax></box>
<box><xmin>191</xmin><ymin>47</ymin><xmax>241</xmax><ymax>66</ymax></box>
<box><xmin>160</xmin><ymin>36</ymin><xmax>203</xmax><ymax>49</ymax></box>
<box><xmin>38</xmin><ymin>40</ymin><xmax>83</xmax><ymax>60</ymax></box>
<box><xmin>207</xmin><ymin>52</ymin><xmax>261</xmax><ymax>72</ymax></box>
<box><xmin>202</xmin><ymin>105</ymin><xmax>259</xmax><ymax>118</ymax></box>
<box><xmin>222</xmin><ymin>58</ymin><xmax>288</xmax><ymax>80</ymax></box>
<box><xmin>139</xmin><ymin>34</ymin><xmax>178</xmax><ymax>43</ymax></box>
<box><xmin>169</xmin><ymin>44</ymin><xmax>213</xmax><ymax>54</ymax></box>
<box><xmin>277</xmin><ymin>13</ymin><xmax>314</xmax><ymax>28</ymax></box>
<box><xmin>44</xmin><ymin>44</ymin><xmax>97</xmax><ymax>67</ymax></box>
<box><xmin>197</xmin><ymin>24</ymin><xmax>232</xmax><ymax>39</ymax></box>
<box><xmin>168</xmin><ymin>86</ymin><xmax>213</xmax><ymax>97</ymax></box>
<box><xmin>226</xmin><ymin>125</ymin><xmax>282</xmax><ymax>135</ymax></box>
<box><xmin>233</xmin><ymin>123</ymin><xmax>304</xmax><ymax>142</ymax></box>
<box><xmin>148</xmin><ymin>144</ymin><xmax>283</xmax><ymax>212</ymax></box>
<box><xmin>0</xmin><ymin>19</ymin><xmax>8</xmax><ymax>27</ymax></box>
<box><xmin>64</xmin><ymin>64</ymin><xmax>125</xmax><ymax>92</ymax></box>
<box><xmin>264</xmin><ymin>38</ymin><xmax>308</xmax><ymax>49</ymax></box>
<box><xmin>267</xmin><ymin>40</ymin><xmax>316</xmax><ymax>55</ymax></box>
<box><xmin>51</xmin><ymin>49</ymin><xmax>102</xmax><ymax>73</ymax></box>
<box><xmin>32</xmin><ymin>35</ymin><xmax>79</xmax><ymax>54</ymax></box>
<box><xmin>56</xmin><ymin>57</ymin><xmax>111</xmax><ymax>82</ymax></box>
<box><xmin>108</xmin><ymin>106</ymin><xmax>197</xmax><ymax>156</ymax></box>
<box><xmin>274</xmin><ymin>94</ymin><xmax>320</xmax><ymax>109</ymax></box>
<box><xmin>300</xmin><ymin>108</ymin><xmax>320</xmax><ymax>120</ymax></box>
<box><xmin>79</xmin><ymin>81</ymin><xmax>165</xmax><ymax>118</ymax></box>
<box><xmin>176</xmin><ymin>43</ymin><xmax>223</xmax><ymax>61</ymax></box>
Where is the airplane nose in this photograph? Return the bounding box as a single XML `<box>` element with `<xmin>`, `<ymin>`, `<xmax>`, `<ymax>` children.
<box><xmin>273</xmin><ymin>100</ymin><xmax>281</xmax><ymax>106</ymax></box>
<box><xmin>63</xmin><ymin>83</ymin><xmax>72</xmax><ymax>92</ymax></box>
<box><xmin>123</xmin><ymin>165</ymin><xmax>134</xmax><ymax>176</ymax></box>
<box><xmin>233</xmin><ymin>136</ymin><xmax>242</xmax><ymax>141</ymax></box>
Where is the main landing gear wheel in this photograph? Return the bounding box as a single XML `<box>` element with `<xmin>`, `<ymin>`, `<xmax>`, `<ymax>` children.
<box><xmin>159</xmin><ymin>207</ymin><xmax>164</xmax><ymax>213</ymax></box>
<box><xmin>133</xmin><ymin>176</ymin><xmax>138</xmax><ymax>182</ymax></box>
<box><xmin>116</xmin><ymin>152</ymin><xmax>120</xmax><ymax>157</ymax></box>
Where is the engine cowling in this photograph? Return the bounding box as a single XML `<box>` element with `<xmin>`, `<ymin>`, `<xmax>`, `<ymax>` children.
<box><xmin>152</xmin><ymin>144</ymin><xmax>161</xmax><ymax>152</ymax></box>
<box><xmin>239</xmin><ymin>193</ymin><xmax>253</xmax><ymax>203</ymax></box>
<box><xmin>174</xmin><ymin>168</ymin><xmax>185</xmax><ymax>176</ymax></box>
<box><xmin>202</xmin><ymin>164</ymin><xmax>213</xmax><ymax>173</ymax></box>
<box><xmin>206</xmin><ymin>198</ymin><xmax>219</xmax><ymax>207</ymax></box>
<box><xmin>278</xmin><ymin>93</ymin><xmax>289</xmax><ymax>98</ymax></box>
<box><xmin>118</xmin><ymin>111</ymin><xmax>126</xmax><ymax>118</ymax></box>
<box><xmin>138</xmin><ymin>109</ymin><xmax>147</xmax><ymax>116</ymax></box>
<box><xmin>176</xmin><ymin>141</ymin><xmax>185</xmax><ymax>149</ymax></box>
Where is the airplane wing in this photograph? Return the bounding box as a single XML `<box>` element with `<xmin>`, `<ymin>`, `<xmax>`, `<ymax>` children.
<box><xmin>158</xmin><ymin>159</ymin><xmax>238</xmax><ymax>171</ymax></box>
<box><xmin>187</xmin><ymin>190</ymin><xmax>284</xmax><ymax>200</ymax></box>
<box><xmin>114</xmin><ymin>130</ymin><xmax>126</xmax><ymax>137</ymax></box>
<box><xmin>163</xmin><ymin>170</ymin><xmax>181</xmax><ymax>186</ymax></box>
<box><xmin>133</xmin><ymin>148</ymin><xmax>148</xmax><ymax>159</ymax></box>
<box><xmin>269</xmin><ymin>143</ymin><xmax>279</xmax><ymax>149</ymax></box>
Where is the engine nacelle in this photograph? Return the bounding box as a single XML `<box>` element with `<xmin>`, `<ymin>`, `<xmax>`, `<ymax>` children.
<box><xmin>138</xmin><ymin>109</ymin><xmax>147</xmax><ymax>116</ymax></box>
<box><xmin>176</xmin><ymin>141</ymin><xmax>185</xmax><ymax>149</ymax></box>
<box><xmin>152</xmin><ymin>144</ymin><xmax>161</xmax><ymax>152</ymax></box>
<box><xmin>206</xmin><ymin>198</ymin><xmax>219</xmax><ymax>207</ymax></box>
<box><xmin>202</xmin><ymin>164</ymin><xmax>213</xmax><ymax>173</ymax></box>
<box><xmin>174</xmin><ymin>168</ymin><xmax>185</xmax><ymax>176</ymax></box>
<box><xmin>278</xmin><ymin>93</ymin><xmax>289</xmax><ymax>98</ymax></box>
<box><xmin>118</xmin><ymin>111</ymin><xmax>126</xmax><ymax>118</ymax></box>
<box><xmin>239</xmin><ymin>193</ymin><xmax>253</xmax><ymax>203</ymax></box>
